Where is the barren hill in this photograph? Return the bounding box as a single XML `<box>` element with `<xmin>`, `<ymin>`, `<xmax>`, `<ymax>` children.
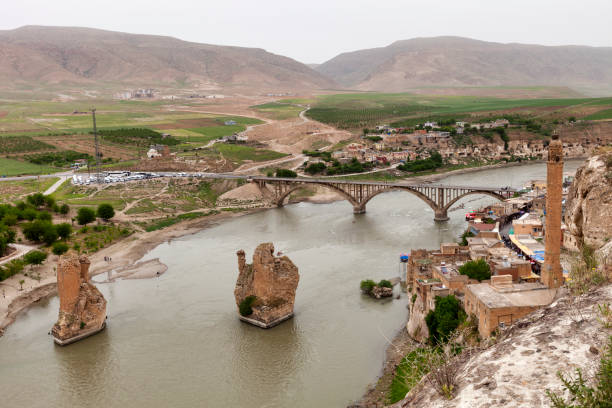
<box><xmin>0</xmin><ymin>26</ymin><xmax>335</xmax><ymax>92</ymax></box>
<box><xmin>316</xmin><ymin>37</ymin><xmax>612</xmax><ymax>96</ymax></box>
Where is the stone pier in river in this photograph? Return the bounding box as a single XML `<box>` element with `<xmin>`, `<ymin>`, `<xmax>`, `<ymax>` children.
<box><xmin>51</xmin><ymin>253</ymin><xmax>107</xmax><ymax>345</ymax></box>
<box><xmin>234</xmin><ymin>243</ymin><xmax>299</xmax><ymax>328</ymax></box>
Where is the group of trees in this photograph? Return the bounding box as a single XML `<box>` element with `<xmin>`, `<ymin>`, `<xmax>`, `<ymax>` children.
<box><xmin>425</xmin><ymin>294</ymin><xmax>466</xmax><ymax>345</ymax></box>
<box><xmin>274</xmin><ymin>169</ymin><xmax>297</xmax><ymax>178</ymax></box>
<box><xmin>398</xmin><ymin>151</ymin><xmax>444</xmax><ymax>173</ymax></box>
<box><xmin>458</xmin><ymin>259</ymin><xmax>491</xmax><ymax>281</ymax></box>
<box><xmin>24</xmin><ymin>150</ymin><xmax>92</xmax><ymax>167</ymax></box>
<box><xmin>77</xmin><ymin>203</ymin><xmax>115</xmax><ymax>225</ymax></box>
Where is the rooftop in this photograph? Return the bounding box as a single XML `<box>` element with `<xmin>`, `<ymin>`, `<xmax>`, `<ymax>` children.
<box><xmin>467</xmin><ymin>282</ymin><xmax>555</xmax><ymax>309</ymax></box>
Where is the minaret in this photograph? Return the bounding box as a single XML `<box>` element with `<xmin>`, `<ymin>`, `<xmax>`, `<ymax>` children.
<box><xmin>542</xmin><ymin>134</ymin><xmax>564</xmax><ymax>288</ymax></box>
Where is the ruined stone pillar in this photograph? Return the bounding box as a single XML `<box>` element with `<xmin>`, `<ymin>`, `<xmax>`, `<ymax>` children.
<box><xmin>542</xmin><ymin>135</ymin><xmax>564</xmax><ymax>288</ymax></box>
<box><xmin>79</xmin><ymin>255</ymin><xmax>91</xmax><ymax>283</ymax></box>
<box><xmin>52</xmin><ymin>253</ymin><xmax>107</xmax><ymax>345</ymax></box>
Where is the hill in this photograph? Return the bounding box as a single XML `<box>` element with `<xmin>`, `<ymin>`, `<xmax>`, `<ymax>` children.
<box><xmin>316</xmin><ymin>37</ymin><xmax>612</xmax><ymax>96</ymax></box>
<box><xmin>0</xmin><ymin>26</ymin><xmax>335</xmax><ymax>92</ymax></box>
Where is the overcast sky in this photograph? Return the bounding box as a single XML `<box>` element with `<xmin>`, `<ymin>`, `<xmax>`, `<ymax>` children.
<box><xmin>2</xmin><ymin>0</ymin><xmax>611</xmax><ymax>63</ymax></box>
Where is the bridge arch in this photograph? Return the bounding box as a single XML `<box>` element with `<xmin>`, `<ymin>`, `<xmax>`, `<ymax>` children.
<box><xmin>441</xmin><ymin>190</ymin><xmax>507</xmax><ymax>213</ymax></box>
<box><xmin>274</xmin><ymin>182</ymin><xmax>359</xmax><ymax>208</ymax></box>
<box><xmin>356</xmin><ymin>186</ymin><xmax>440</xmax><ymax>214</ymax></box>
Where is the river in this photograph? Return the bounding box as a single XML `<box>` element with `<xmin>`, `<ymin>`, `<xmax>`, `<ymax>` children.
<box><xmin>0</xmin><ymin>160</ymin><xmax>583</xmax><ymax>408</ymax></box>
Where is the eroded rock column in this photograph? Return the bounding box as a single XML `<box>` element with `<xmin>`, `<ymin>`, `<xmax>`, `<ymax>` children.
<box><xmin>234</xmin><ymin>243</ymin><xmax>299</xmax><ymax>328</ymax></box>
<box><xmin>51</xmin><ymin>253</ymin><xmax>107</xmax><ymax>345</ymax></box>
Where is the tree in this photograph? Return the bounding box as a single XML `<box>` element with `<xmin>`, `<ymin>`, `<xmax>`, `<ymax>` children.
<box><xmin>0</xmin><ymin>223</ymin><xmax>16</xmax><ymax>256</ymax></box>
<box><xmin>37</xmin><ymin>211</ymin><xmax>52</xmax><ymax>221</ymax></box>
<box><xmin>52</xmin><ymin>242</ymin><xmax>69</xmax><ymax>255</ymax></box>
<box><xmin>60</xmin><ymin>204</ymin><xmax>70</xmax><ymax>215</ymax></box>
<box><xmin>26</xmin><ymin>193</ymin><xmax>45</xmax><ymax>208</ymax></box>
<box><xmin>360</xmin><ymin>279</ymin><xmax>377</xmax><ymax>294</ymax></box>
<box><xmin>24</xmin><ymin>250</ymin><xmax>47</xmax><ymax>266</ymax></box>
<box><xmin>458</xmin><ymin>259</ymin><xmax>491</xmax><ymax>281</ymax></box>
<box><xmin>97</xmin><ymin>203</ymin><xmax>115</xmax><ymax>221</ymax></box>
<box><xmin>425</xmin><ymin>295</ymin><xmax>466</xmax><ymax>345</ymax></box>
<box><xmin>275</xmin><ymin>169</ymin><xmax>297</xmax><ymax>178</ymax></box>
<box><xmin>55</xmin><ymin>223</ymin><xmax>72</xmax><ymax>240</ymax></box>
<box><xmin>459</xmin><ymin>230</ymin><xmax>474</xmax><ymax>246</ymax></box>
<box><xmin>22</xmin><ymin>220</ymin><xmax>54</xmax><ymax>243</ymax></box>
<box><xmin>305</xmin><ymin>162</ymin><xmax>326</xmax><ymax>175</ymax></box>
<box><xmin>77</xmin><ymin>207</ymin><xmax>96</xmax><ymax>225</ymax></box>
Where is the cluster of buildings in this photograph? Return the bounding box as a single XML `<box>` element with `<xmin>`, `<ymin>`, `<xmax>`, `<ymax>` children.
<box><xmin>406</xmin><ymin>137</ymin><xmax>566</xmax><ymax>339</ymax></box>
<box><xmin>114</xmin><ymin>89</ymin><xmax>155</xmax><ymax>100</ymax></box>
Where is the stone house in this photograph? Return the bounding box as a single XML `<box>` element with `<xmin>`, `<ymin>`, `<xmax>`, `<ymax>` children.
<box><xmin>464</xmin><ymin>276</ymin><xmax>556</xmax><ymax>338</ymax></box>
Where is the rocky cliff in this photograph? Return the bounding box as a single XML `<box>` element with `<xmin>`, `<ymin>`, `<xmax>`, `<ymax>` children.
<box><xmin>564</xmin><ymin>152</ymin><xmax>612</xmax><ymax>254</ymax></box>
<box><xmin>394</xmin><ymin>284</ymin><xmax>612</xmax><ymax>408</ymax></box>
<box><xmin>51</xmin><ymin>254</ymin><xmax>106</xmax><ymax>344</ymax></box>
<box><xmin>406</xmin><ymin>294</ymin><xmax>429</xmax><ymax>343</ymax></box>
<box><xmin>234</xmin><ymin>243</ymin><xmax>299</xmax><ymax>328</ymax></box>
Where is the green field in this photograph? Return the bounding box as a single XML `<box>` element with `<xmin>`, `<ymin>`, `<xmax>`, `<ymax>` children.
<box><xmin>582</xmin><ymin>108</ymin><xmax>612</xmax><ymax>120</ymax></box>
<box><xmin>214</xmin><ymin>144</ymin><xmax>288</xmax><ymax>164</ymax></box>
<box><xmin>0</xmin><ymin>158</ymin><xmax>63</xmax><ymax>176</ymax></box>
<box><xmin>251</xmin><ymin>102</ymin><xmax>303</xmax><ymax>120</ymax></box>
<box><xmin>305</xmin><ymin>93</ymin><xmax>612</xmax><ymax>129</ymax></box>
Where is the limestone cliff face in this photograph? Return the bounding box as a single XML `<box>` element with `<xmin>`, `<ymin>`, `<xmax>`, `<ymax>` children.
<box><xmin>51</xmin><ymin>254</ymin><xmax>106</xmax><ymax>342</ymax></box>
<box><xmin>564</xmin><ymin>153</ymin><xmax>612</xmax><ymax>252</ymax></box>
<box><xmin>394</xmin><ymin>284</ymin><xmax>612</xmax><ymax>408</ymax></box>
<box><xmin>235</xmin><ymin>243</ymin><xmax>299</xmax><ymax>327</ymax></box>
<box><xmin>406</xmin><ymin>293</ymin><xmax>429</xmax><ymax>343</ymax></box>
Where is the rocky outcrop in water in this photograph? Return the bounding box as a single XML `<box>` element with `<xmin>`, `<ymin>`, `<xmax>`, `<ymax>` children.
<box><xmin>564</xmin><ymin>152</ymin><xmax>612</xmax><ymax>253</ymax></box>
<box><xmin>51</xmin><ymin>254</ymin><xmax>107</xmax><ymax>345</ymax></box>
<box><xmin>234</xmin><ymin>243</ymin><xmax>299</xmax><ymax>328</ymax></box>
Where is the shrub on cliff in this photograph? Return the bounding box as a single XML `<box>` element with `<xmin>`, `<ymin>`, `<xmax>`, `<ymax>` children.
<box><xmin>360</xmin><ymin>279</ymin><xmax>377</xmax><ymax>294</ymax></box>
<box><xmin>425</xmin><ymin>295</ymin><xmax>466</xmax><ymax>345</ymax></box>
<box><xmin>458</xmin><ymin>259</ymin><xmax>491</xmax><ymax>281</ymax></box>
<box><xmin>239</xmin><ymin>295</ymin><xmax>257</xmax><ymax>316</ymax></box>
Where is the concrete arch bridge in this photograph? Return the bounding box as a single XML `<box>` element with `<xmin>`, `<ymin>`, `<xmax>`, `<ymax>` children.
<box><xmin>252</xmin><ymin>177</ymin><xmax>517</xmax><ymax>222</ymax></box>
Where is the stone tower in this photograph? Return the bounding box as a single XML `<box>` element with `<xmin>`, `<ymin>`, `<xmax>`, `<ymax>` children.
<box><xmin>542</xmin><ymin>135</ymin><xmax>564</xmax><ymax>288</ymax></box>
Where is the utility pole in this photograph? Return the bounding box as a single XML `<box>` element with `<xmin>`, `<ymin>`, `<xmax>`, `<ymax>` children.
<box><xmin>92</xmin><ymin>109</ymin><xmax>101</xmax><ymax>184</ymax></box>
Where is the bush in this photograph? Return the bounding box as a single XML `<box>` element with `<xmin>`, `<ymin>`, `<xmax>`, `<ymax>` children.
<box><xmin>59</xmin><ymin>204</ymin><xmax>70</xmax><ymax>215</ymax></box>
<box><xmin>425</xmin><ymin>295</ymin><xmax>466</xmax><ymax>345</ymax></box>
<box><xmin>77</xmin><ymin>207</ymin><xmax>96</xmax><ymax>225</ymax></box>
<box><xmin>42</xmin><ymin>226</ymin><xmax>58</xmax><ymax>245</ymax></box>
<box><xmin>546</xmin><ymin>335</ymin><xmax>612</xmax><ymax>407</ymax></box>
<box><xmin>52</xmin><ymin>242</ymin><xmax>69</xmax><ymax>255</ymax></box>
<box><xmin>37</xmin><ymin>211</ymin><xmax>52</xmax><ymax>221</ymax></box>
<box><xmin>305</xmin><ymin>162</ymin><xmax>327</xmax><ymax>175</ymax></box>
<box><xmin>0</xmin><ymin>223</ymin><xmax>16</xmax><ymax>256</ymax></box>
<box><xmin>360</xmin><ymin>279</ymin><xmax>377</xmax><ymax>294</ymax></box>
<box><xmin>459</xmin><ymin>230</ymin><xmax>474</xmax><ymax>246</ymax></box>
<box><xmin>458</xmin><ymin>259</ymin><xmax>491</xmax><ymax>281</ymax></box>
<box><xmin>97</xmin><ymin>203</ymin><xmax>115</xmax><ymax>221</ymax></box>
<box><xmin>55</xmin><ymin>223</ymin><xmax>72</xmax><ymax>240</ymax></box>
<box><xmin>22</xmin><ymin>220</ymin><xmax>54</xmax><ymax>243</ymax></box>
<box><xmin>2</xmin><ymin>214</ymin><xmax>18</xmax><ymax>226</ymax></box>
<box><xmin>239</xmin><ymin>295</ymin><xmax>257</xmax><ymax>316</ymax></box>
<box><xmin>378</xmin><ymin>279</ymin><xmax>393</xmax><ymax>288</ymax></box>
<box><xmin>275</xmin><ymin>168</ymin><xmax>297</xmax><ymax>178</ymax></box>
<box><xmin>0</xmin><ymin>259</ymin><xmax>24</xmax><ymax>281</ymax></box>
<box><xmin>26</xmin><ymin>193</ymin><xmax>45</xmax><ymax>208</ymax></box>
<box><xmin>24</xmin><ymin>250</ymin><xmax>47</xmax><ymax>265</ymax></box>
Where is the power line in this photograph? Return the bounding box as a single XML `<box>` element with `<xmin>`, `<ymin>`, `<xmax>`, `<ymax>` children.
<box><xmin>92</xmin><ymin>108</ymin><xmax>101</xmax><ymax>184</ymax></box>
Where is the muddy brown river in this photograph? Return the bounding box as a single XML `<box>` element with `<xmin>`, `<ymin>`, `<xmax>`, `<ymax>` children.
<box><xmin>0</xmin><ymin>161</ymin><xmax>582</xmax><ymax>407</ymax></box>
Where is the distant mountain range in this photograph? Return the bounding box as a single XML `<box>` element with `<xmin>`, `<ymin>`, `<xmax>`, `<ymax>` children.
<box><xmin>2</xmin><ymin>27</ymin><xmax>612</xmax><ymax>96</ymax></box>
<box><xmin>315</xmin><ymin>37</ymin><xmax>612</xmax><ymax>96</ymax></box>
<box><xmin>0</xmin><ymin>26</ymin><xmax>334</xmax><ymax>91</ymax></box>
